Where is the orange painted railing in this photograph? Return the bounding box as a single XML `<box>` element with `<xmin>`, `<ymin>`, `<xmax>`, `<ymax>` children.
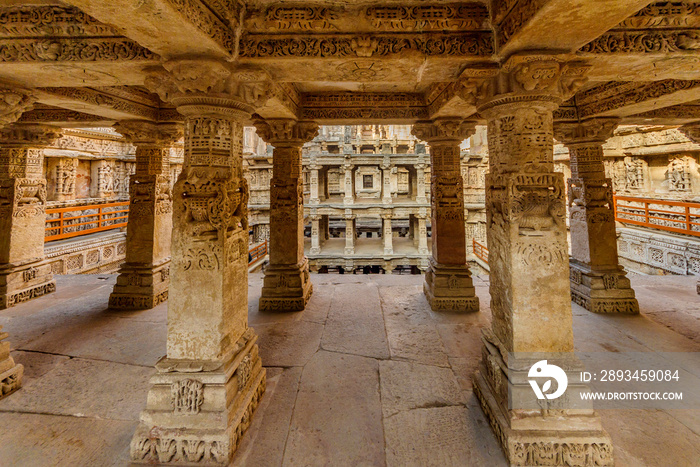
<box><xmin>45</xmin><ymin>201</ymin><xmax>129</xmax><ymax>242</ymax></box>
<box><xmin>249</xmin><ymin>240</ymin><xmax>268</xmax><ymax>264</ymax></box>
<box><xmin>473</xmin><ymin>238</ymin><xmax>489</xmax><ymax>264</ymax></box>
<box><xmin>613</xmin><ymin>195</ymin><xmax>700</xmax><ymax>237</ymax></box>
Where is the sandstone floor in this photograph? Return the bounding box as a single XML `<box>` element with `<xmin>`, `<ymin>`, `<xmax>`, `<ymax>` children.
<box><xmin>0</xmin><ymin>273</ymin><xmax>698</xmax><ymax>466</ymax></box>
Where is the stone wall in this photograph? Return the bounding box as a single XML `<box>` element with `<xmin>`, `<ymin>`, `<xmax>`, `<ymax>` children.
<box><xmin>45</xmin><ymin>231</ymin><xmax>127</xmax><ymax>275</ymax></box>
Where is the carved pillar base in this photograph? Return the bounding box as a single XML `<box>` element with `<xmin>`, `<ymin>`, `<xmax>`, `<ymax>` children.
<box><xmin>473</xmin><ymin>330</ymin><xmax>614</xmax><ymax>467</ymax></box>
<box><xmin>259</xmin><ymin>258</ymin><xmax>313</xmax><ymax>312</ymax></box>
<box><xmin>423</xmin><ymin>258</ymin><xmax>479</xmax><ymax>312</ymax></box>
<box><xmin>0</xmin><ymin>260</ymin><xmax>55</xmax><ymax>309</ymax></box>
<box><xmin>109</xmin><ymin>262</ymin><xmax>171</xmax><ymax>310</ymax></box>
<box><xmin>1</xmin><ymin>326</ymin><xmax>23</xmax><ymax>400</ymax></box>
<box><xmin>130</xmin><ymin>329</ymin><xmax>265</xmax><ymax>465</ymax></box>
<box><xmin>569</xmin><ymin>261</ymin><xmax>639</xmax><ymax>314</ymax></box>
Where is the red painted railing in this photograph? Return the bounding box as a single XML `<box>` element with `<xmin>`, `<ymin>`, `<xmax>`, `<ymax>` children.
<box><xmin>473</xmin><ymin>238</ymin><xmax>489</xmax><ymax>264</ymax></box>
<box><xmin>45</xmin><ymin>201</ymin><xmax>129</xmax><ymax>242</ymax></box>
<box><xmin>249</xmin><ymin>240</ymin><xmax>268</xmax><ymax>264</ymax></box>
<box><xmin>614</xmin><ymin>195</ymin><xmax>700</xmax><ymax>237</ymax></box>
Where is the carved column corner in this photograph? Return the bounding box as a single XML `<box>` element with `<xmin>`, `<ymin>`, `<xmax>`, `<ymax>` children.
<box><xmin>0</xmin><ymin>86</ymin><xmax>37</xmax><ymax>130</ymax></box>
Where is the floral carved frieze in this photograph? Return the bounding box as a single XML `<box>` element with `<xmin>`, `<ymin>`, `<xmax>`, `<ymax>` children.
<box><xmin>0</xmin><ymin>6</ymin><xmax>121</xmax><ymax>37</ymax></box>
<box><xmin>245</xmin><ymin>3</ymin><xmax>490</xmax><ymax>32</ymax></box>
<box><xmin>579</xmin><ymin>31</ymin><xmax>700</xmax><ymax>54</ymax></box>
<box><xmin>39</xmin><ymin>87</ymin><xmax>159</xmax><ymax>121</ymax></box>
<box><xmin>576</xmin><ymin>80</ymin><xmax>700</xmax><ymax>118</ymax></box>
<box><xmin>238</xmin><ymin>33</ymin><xmax>494</xmax><ymax>58</ymax></box>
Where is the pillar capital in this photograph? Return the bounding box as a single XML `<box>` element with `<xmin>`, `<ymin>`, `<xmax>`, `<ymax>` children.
<box><xmin>253</xmin><ymin>118</ymin><xmax>318</xmax><ymax>146</ymax></box>
<box><xmin>554</xmin><ymin>118</ymin><xmax>619</xmax><ymax>146</ymax></box>
<box><xmin>0</xmin><ymin>86</ymin><xmax>36</xmax><ymax>129</ymax></box>
<box><xmin>0</xmin><ymin>123</ymin><xmax>61</xmax><ymax>147</ymax></box>
<box><xmin>412</xmin><ymin>118</ymin><xmax>476</xmax><ymax>144</ymax></box>
<box><xmin>145</xmin><ymin>58</ymin><xmax>272</xmax><ymax>118</ymax></box>
<box><xmin>115</xmin><ymin>121</ymin><xmax>184</xmax><ymax>147</ymax></box>
<box><xmin>473</xmin><ymin>54</ymin><xmax>591</xmax><ymax>117</ymax></box>
<box><xmin>679</xmin><ymin>122</ymin><xmax>700</xmax><ymax>143</ymax></box>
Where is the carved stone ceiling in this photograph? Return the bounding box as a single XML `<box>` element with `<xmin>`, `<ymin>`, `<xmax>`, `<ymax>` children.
<box><xmin>0</xmin><ymin>1</ymin><xmax>699</xmax><ymax>125</ymax></box>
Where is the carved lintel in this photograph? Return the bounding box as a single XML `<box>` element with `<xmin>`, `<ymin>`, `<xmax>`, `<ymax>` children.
<box><xmin>0</xmin><ymin>123</ymin><xmax>61</xmax><ymax>147</ymax></box>
<box><xmin>679</xmin><ymin>122</ymin><xmax>700</xmax><ymax>143</ymax></box>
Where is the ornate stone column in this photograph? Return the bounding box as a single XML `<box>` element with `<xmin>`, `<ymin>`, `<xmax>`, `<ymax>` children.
<box><xmin>471</xmin><ymin>55</ymin><xmax>613</xmax><ymax>465</ymax></box>
<box><xmin>382</xmin><ymin>211</ymin><xmax>393</xmax><ymax>255</ymax></box>
<box><xmin>415</xmin><ymin>163</ymin><xmax>427</xmax><ymax>203</ymax></box>
<box><xmin>309</xmin><ymin>164</ymin><xmax>320</xmax><ymax>205</ymax></box>
<box><xmin>310</xmin><ymin>214</ymin><xmax>321</xmax><ymax>255</ymax></box>
<box><xmin>109</xmin><ymin>121</ymin><xmax>182</xmax><ymax>311</ymax></box>
<box><xmin>0</xmin><ymin>124</ymin><xmax>60</xmax><ymax>310</ymax></box>
<box><xmin>417</xmin><ymin>214</ymin><xmax>429</xmax><ymax>255</ymax></box>
<box><xmin>344</xmin><ymin>212</ymin><xmax>355</xmax><ymax>255</ymax></box>
<box><xmin>130</xmin><ymin>59</ymin><xmax>270</xmax><ymax>465</ymax></box>
<box><xmin>254</xmin><ymin>119</ymin><xmax>318</xmax><ymax>312</ymax></box>
<box><xmin>343</xmin><ymin>161</ymin><xmax>354</xmax><ymax>205</ymax></box>
<box><xmin>0</xmin><ymin>88</ymin><xmax>39</xmax><ymax>401</ymax></box>
<box><xmin>412</xmin><ymin>119</ymin><xmax>478</xmax><ymax>312</ymax></box>
<box><xmin>381</xmin><ymin>157</ymin><xmax>392</xmax><ymax>204</ymax></box>
<box><xmin>679</xmin><ymin>123</ymin><xmax>700</xmax><ymax>295</ymax></box>
<box><xmin>555</xmin><ymin>119</ymin><xmax>639</xmax><ymax>313</ymax></box>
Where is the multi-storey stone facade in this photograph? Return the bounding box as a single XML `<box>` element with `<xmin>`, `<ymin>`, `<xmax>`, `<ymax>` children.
<box><xmin>244</xmin><ymin>124</ymin><xmax>490</xmax><ymax>272</ymax></box>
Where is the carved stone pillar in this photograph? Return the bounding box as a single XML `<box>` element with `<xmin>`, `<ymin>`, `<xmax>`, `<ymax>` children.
<box><xmin>130</xmin><ymin>59</ymin><xmax>270</xmax><ymax>465</ymax></box>
<box><xmin>470</xmin><ymin>55</ymin><xmax>613</xmax><ymax>466</ymax></box>
<box><xmin>0</xmin><ymin>89</ymin><xmax>39</xmax><ymax>400</ymax></box>
<box><xmin>254</xmin><ymin>119</ymin><xmax>318</xmax><ymax>312</ymax></box>
<box><xmin>417</xmin><ymin>214</ymin><xmax>429</xmax><ymax>255</ymax></box>
<box><xmin>415</xmin><ymin>163</ymin><xmax>427</xmax><ymax>203</ymax></box>
<box><xmin>310</xmin><ymin>214</ymin><xmax>321</xmax><ymax>255</ymax></box>
<box><xmin>555</xmin><ymin>119</ymin><xmax>639</xmax><ymax>313</ymax></box>
<box><xmin>412</xmin><ymin>119</ymin><xmax>478</xmax><ymax>312</ymax></box>
<box><xmin>382</xmin><ymin>212</ymin><xmax>393</xmax><ymax>255</ymax></box>
<box><xmin>309</xmin><ymin>165</ymin><xmax>320</xmax><ymax>205</ymax></box>
<box><xmin>343</xmin><ymin>162</ymin><xmax>354</xmax><ymax>205</ymax></box>
<box><xmin>109</xmin><ymin>121</ymin><xmax>182</xmax><ymax>311</ymax></box>
<box><xmin>344</xmin><ymin>213</ymin><xmax>355</xmax><ymax>255</ymax></box>
<box><xmin>679</xmin><ymin>123</ymin><xmax>700</xmax><ymax>295</ymax></box>
<box><xmin>0</xmin><ymin>124</ymin><xmax>60</xmax><ymax>310</ymax></box>
<box><xmin>381</xmin><ymin>157</ymin><xmax>392</xmax><ymax>204</ymax></box>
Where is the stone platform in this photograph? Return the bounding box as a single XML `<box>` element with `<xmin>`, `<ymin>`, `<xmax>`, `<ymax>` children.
<box><xmin>0</xmin><ymin>273</ymin><xmax>698</xmax><ymax>466</ymax></box>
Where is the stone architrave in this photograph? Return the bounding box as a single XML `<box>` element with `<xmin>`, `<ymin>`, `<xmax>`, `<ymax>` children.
<box><xmin>129</xmin><ymin>59</ymin><xmax>270</xmax><ymax>466</ymax></box>
<box><xmin>471</xmin><ymin>55</ymin><xmax>614</xmax><ymax>466</ymax></box>
<box><xmin>0</xmin><ymin>123</ymin><xmax>60</xmax><ymax>310</ymax></box>
<box><xmin>412</xmin><ymin>119</ymin><xmax>479</xmax><ymax>312</ymax></box>
<box><xmin>254</xmin><ymin>118</ymin><xmax>318</xmax><ymax>312</ymax></box>
<box><xmin>555</xmin><ymin>119</ymin><xmax>639</xmax><ymax>313</ymax></box>
<box><xmin>108</xmin><ymin>121</ymin><xmax>183</xmax><ymax>311</ymax></box>
<box><xmin>679</xmin><ymin>123</ymin><xmax>700</xmax><ymax>295</ymax></box>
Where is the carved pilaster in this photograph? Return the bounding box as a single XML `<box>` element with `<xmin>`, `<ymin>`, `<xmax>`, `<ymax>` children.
<box><xmin>309</xmin><ymin>213</ymin><xmax>321</xmax><ymax>255</ymax></box>
<box><xmin>344</xmin><ymin>212</ymin><xmax>355</xmax><ymax>255</ymax></box>
<box><xmin>412</xmin><ymin>119</ymin><xmax>478</xmax><ymax>312</ymax></box>
<box><xmin>473</xmin><ymin>55</ymin><xmax>614</xmax><ymax>467</ymax></box>
<box><xmin>109</xmin><ymin>121</ymin><xmax>183</xmax><ymax>311</ymax></box>
<box><xmin>0</xmin><ymin>124</ymin><xmax>60</xmax><ymax>310</ymax></box>
<box><xmin>254</xmin><ymin>118</ymin><xmax>318</xmax><ymax>312</ymax></box>
<box><xmin>555</xmin><ymin>119</ymin><xmax>639</xmax><ymax>314</ymax></box>
<box><xmin>131</xmin><ymin>59</ymin><xmax>270</xmax><ymax>466</ymax></box>
<box><xmin>382</xmin><ymin>212</ymin><xmax>393</xmax><ymax>255</ymax></box>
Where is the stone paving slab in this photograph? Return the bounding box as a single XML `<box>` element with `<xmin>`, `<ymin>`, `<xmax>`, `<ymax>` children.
<box><xmin>0</xmin><ymin>357</ymin><xmax>152</xmax><ymax>421</ymax></box>
<box><xmin>282</xmin><ymin>350</ymin><xmax>385</xmax><ymax>466</ymax></box>
<box><xmin>0</xmin><ymin>413</ymin><xmax>135</xmax><ymax>467</ymax></box>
